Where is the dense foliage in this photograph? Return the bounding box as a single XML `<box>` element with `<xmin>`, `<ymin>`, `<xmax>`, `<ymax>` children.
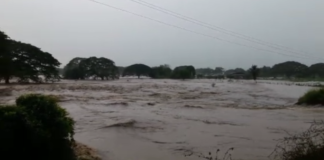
<box><xmin>171</xmin><ymin>65</ymin><xmax>196</xmax><ymax>79</ymax></box>
<box><xmin>196</xmin><ymin>67</ymin><xmax>224</xmax><ymax>76</ymax></box>
<box><xmin>195</xmin><ymin>68</ymin><xmax>215</xmax><ymax>76</ymax></box>
<box><xmin>151</xmin><ymin>64</ymin><xmax>172</xmax><ymax>78</ymax></box>
<box><xmin>0</xmin><ymin>31</ymin><xmax>61</xmax><ymax>84</ymax></box>
<box><xmin>214</xmin><ymin>67</ymin><xmax>224</xmax><ymax>74</ymax></box>
<box><xmin>0</xmin><ymin>94</ymin><xmax>75</xmax><ymax>160</ymax></box>
<box><xmin>272</xmin><ymin>61</ymin><xmax>309</xmax><ymax>78</ymax></box>
<box><xmin>63</xmin><ymin>57</ymin><xmax>118</xmax><ymax>80</ymax></box>
<box><xmin>258</xmin><ymin>66</ymin><xmax>272</xmax><ymax>77</ymax></box>
<box><xmin>297</xmin><ymin>88</ymin><xmax>324</xmax><ymax>105</ymax></box>
<box><xmin>309</xmin><ymin>63</ymin><xmax>324</xmax><ymax>78</ymax></box>
<box><xmin>196</xmin><ymin>61</ymin><xmax>324</xmax><ymax>80</ymax></box>
<box><xmin>123</xmin><ymin>64</ymin><xmax>153</xmax><ymax>78</ymax></box>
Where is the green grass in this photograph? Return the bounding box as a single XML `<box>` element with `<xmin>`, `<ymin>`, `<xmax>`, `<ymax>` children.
<box><xmin>297</xmin><ymin>88</ymin><xmax>324</xmax><ymax>105</ymax></box>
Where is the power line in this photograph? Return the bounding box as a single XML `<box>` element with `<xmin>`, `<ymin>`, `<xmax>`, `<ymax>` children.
<box><xmin>86</xmin><ymin>0</ymin><xmax>316</xmax><ymax>60</ymax></box>
<box><xmin>129</xmin><ymin>0</ymin><xmax>321</xmax><ymax>60</ymax></box>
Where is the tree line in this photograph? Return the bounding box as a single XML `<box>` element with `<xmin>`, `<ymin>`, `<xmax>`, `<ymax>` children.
<box><xmin>196</xmin><ymin>61</ymin><xmax>324</xmax><ymax>79</ymax></box>
<box><xmin>63</xmin><ymin>62</ymin><xmax>196</xmax><ymax>80</ymax></box>
<box><xmin>1</xmin><ymin>30</ymin><xmax>323</xmax><ymax>83</ymax></box>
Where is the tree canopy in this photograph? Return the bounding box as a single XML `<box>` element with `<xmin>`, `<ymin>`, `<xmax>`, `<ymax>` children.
<box><xmin>63</xmin><ymin>57</ymin><xmax>86</xmax><ymax>80</ymax></box>
<box><xmin>309</xmin><ymin>63</ymin><xmax>324</xmax><ymax>78</ymax></box>
<box><xmin>272</xmin><ymin>61</ymin><xmax>308</xmax><ymax>78</ymax></box>
<box><xmin>195</xmin><ymin>67</ymin><xmax>224</xmax><ymax>76</ymax></box>
<box><xmin>171</xmin><ymin>65</ymin><xmax>196</xmax><ymax>79</ymax></box>
<box><xmin>63</xmin><ymin>57</ymin><xmax>118</xmax><ymax>80</ymax></box>
<box><xmin>151</xmin><ymin>64</ymin><xmax>172</xmax><ymax>78</ymax></box>
<box><xmin>123</xmin><ymin>64</ymin><xmax>153</xmax><ymax>78</ymax></box>
<box><xmin>195</xmin><ymin>68</ymin><xmax>214</xmax><ymax>76</ymax></box>
<box><xmin>214</xmin><ymin>67</ymin><xmax>224</xmax><ymax>74</ymax></box>
<box><xmin>258</xmin><ymin>66</ymin><xmax>272</xmax><ymax>77</ymax></box>
<box><xmin>0</xmin><ymin>31</ymin><xmax>9</xmax><ymax>53</ymax></box>
<box><xmin>225</xmin><ymin>68</ymin><xmax>246</xmax><ymax>75</ymax></box>
<box><xmin>0</xmin><ymin>31</ymin><xmax>60</xmax><ymax>84</ymax></box>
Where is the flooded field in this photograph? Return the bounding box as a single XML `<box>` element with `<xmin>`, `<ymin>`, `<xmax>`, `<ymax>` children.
<box><xmin>1</xmin><ymin>79</ymin><xmax>323</xmax><ymax>160</ymax></box>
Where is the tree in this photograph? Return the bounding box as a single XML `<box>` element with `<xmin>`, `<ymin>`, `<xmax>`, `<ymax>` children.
<box><xmin>63</xmin><ymin>57</ymin><xmax>86</xmax><ymax>79</ymax></box>
<box><xmin>171</xmin><ymin>65</ymin><xmax>196</xmax><ymax>79</ymax></box>
<box><xmin>196</xmin><ymin>68</ymin><xmax>214</xmax><ymax>76</ymax></box>
<box><xmin>109</xmin><ymin>65</ymin><xmax>119</xmax><ymax>80</ymax></box>
<box><xmin>79</xmin><ymin>57</ymin><xmax>115</xmax><ymax>80</ymax></box>
<box><xmin>272</xmin><ymin>61</ymin><xmax>308</xmax><ymax>78</ymax></box>
<box><xmin>63</xmin><ymin>57</ymin><xmax>117</xmax><ymax>80</ymax></box>
<box><xmin>179</xmin><ymin>69</ymin><xmax>190</xmax><ymax>80</ymax></box>
<box><xmin>224</xmin><ymin>69</ymin><xmax>235</xmax><ymax>75</ymax></box>
<box><xmin>186</xmin><ymin>65</ymin><xmax>196</xmax><ymax>78</ymax></box>
<box><xmin>0</xmin><ymin>32</ymin><xmax>12</xmax><ymax>84</ymax></box>
<box><xmin>152</xmin><ymin>64</ymin><xmax>172</xmax><ymax>78</ymax></box>
<box><xmin>0</xmin><ymin>31</ymin><xmax>9</xmax><ymax>54</ymax></box>
<box><xmin>123</xmin><ymin>64</ymin><xmax>153</xmax><ymax>78</ymax></box>
<box><xmin>234</xmin><ymin>68</ymin><xmax>246</xmax><ymax>73</ymax></box>
<box><xmin>214</xmin><ymin>67</ymin><xmax>224</xmax><ymax>74</ymax></box>
<box><xmin>250</xmin><ymin>65</ymin><xmax>259</xmax><ymax>82</ymax></box>
<box><xmin>259</xmin><ymin>66</ymin><xmax>272</xmax><ymax>77</ymax></box>
<box><xmin>0</xmin><ymin>32</ymin><xmax>61</xmax><ymax>84</ymax></box>
<box><xmin>309</xmin><ymin>63</ymin><xmax>324</xmax><ymax>78</ymax></box>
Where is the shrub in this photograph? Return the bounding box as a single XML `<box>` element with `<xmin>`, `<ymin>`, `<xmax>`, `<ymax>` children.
<box><xmin>0</xmin><ymin>94</ymin><xmax>76</xmax><ymax>160</ymax></box>
<box><xmin>271</xmin><ymin>121</ymin><xmax>324</xmax><ymax>160</ymax></box>
<box><xmin>297</xmin><ymin>88</ymin><xmax>324</xmax><ymax>105</ymax></box>
<box><xmin>0</xmin><ymin>106</ymin><xmax>30</xmax><ymax>157</ymax></box>
<box><xmin>16</xmin><ymin>94</ymin><xmax>74</xmax><ymax>140</ymax></box>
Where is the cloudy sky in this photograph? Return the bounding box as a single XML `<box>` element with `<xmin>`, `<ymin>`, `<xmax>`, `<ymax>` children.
<box><xmin>1</xmin><ymin>0</ymin><xmax>323</xmax><ymax>69</ymax></box>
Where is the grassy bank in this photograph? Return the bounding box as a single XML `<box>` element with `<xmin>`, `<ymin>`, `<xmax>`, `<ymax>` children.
<box><xmin>297</xmin><ymin>88</ymin><xmax>324</xmax><ymax>105</ymax></box>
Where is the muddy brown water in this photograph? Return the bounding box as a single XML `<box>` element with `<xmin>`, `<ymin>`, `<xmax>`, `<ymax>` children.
<box><xmin>1</xmin><ymin>79</ymin><xmax>323</xmax><ymax>160</ymax></box>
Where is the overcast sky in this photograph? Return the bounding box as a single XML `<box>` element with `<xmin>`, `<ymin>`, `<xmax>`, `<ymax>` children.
<box><xmin>1</xmin><ymin>0</ymin><xmax>323</xmax><ymax>69</ymax></box>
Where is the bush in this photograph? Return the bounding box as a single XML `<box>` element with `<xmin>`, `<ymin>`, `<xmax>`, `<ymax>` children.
<box><xmin>297</xmin><ymin>88</ymin><xmax>324</xmax><ymax>105</ymax></box>
<box><xmin>0</xmin><ymin>106</ymin><xmax>30</xmax><ymax>156</ymax></box>
<box><xmin>16</xmin><ymin>94</ymin><xmax>74</xmax><ymax>140</ymax></box>
<box><xmin>0</xmin><ymin>94</ymin><xmax>76</xmax><ymax>160</ymax></box>
<box><xmin>271</xmin><ymin>121</ymin><xmax>324</xmax><ymax>160</ymax></box>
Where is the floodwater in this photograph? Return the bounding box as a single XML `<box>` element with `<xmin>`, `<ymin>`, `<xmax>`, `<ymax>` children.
<box><xmin>1</xmin><ymin>79</ymin><xmax>324</xmax><ymax>160</ymax></box>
